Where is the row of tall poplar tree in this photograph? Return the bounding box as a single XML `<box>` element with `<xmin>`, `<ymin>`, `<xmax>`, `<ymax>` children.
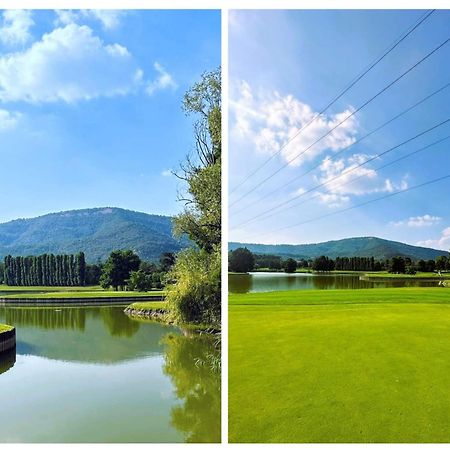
<box><xmin>4</xmin><ymin>253</ymin><xmax>86</xmax><ymax>286</ymax></box>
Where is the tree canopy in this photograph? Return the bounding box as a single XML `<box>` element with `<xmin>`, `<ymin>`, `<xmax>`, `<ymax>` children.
<box><xmin>166</xmin><ymin>67</ymin><xmax>222</xmax><ymax>325</ymax></box>
<box><xmin>100</xmin><ymin>250</ymin><xmax>141</xmax><ymax>290</ymax></box>
<box><xmin>283</xmin><ymin>258</ymin><xmax>297</xmax><ymax>273</ymax></box>
<box><xmin>229</xmin><ymin>247</ymin><xmax>255</xmax><ymax>273</ymax></box>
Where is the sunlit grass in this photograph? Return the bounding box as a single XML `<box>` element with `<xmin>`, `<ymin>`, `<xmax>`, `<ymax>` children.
<box><xmin>229</xmin><ymin>287</ymin><xmax>450</xmax><ymax>443</ymax></box>
<box><xmin>0</xmin><ymin>284</ymin><xmax>163</xmax><ymax>299</ymax></box>
<box><xmin>0</xmin><ymin>323</ymin><xmax>13</xmax><ymax>333</ymax></box>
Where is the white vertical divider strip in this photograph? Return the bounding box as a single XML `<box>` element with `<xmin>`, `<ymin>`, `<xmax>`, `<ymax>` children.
<box><xmin>221</xmin><ymin>6</ymin><xmax>229</xmax><ymax>444</ymax></box>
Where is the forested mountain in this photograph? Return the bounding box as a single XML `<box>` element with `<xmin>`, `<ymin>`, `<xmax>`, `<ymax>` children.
<box><xmin>0</xmin><ymin>208</ymin><xmax>189</xmax><ymax>263</ymax></box>
<box><xmin>229</xmin><ymin>236</ymin><xmax>447</xmax><ymax>261</ymax></box>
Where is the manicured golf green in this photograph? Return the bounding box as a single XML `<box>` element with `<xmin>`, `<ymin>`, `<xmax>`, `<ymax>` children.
<box><xmin>229</xmin><ymin>287</ymin><xmax>450</xmax><ymax>443</ymax></box>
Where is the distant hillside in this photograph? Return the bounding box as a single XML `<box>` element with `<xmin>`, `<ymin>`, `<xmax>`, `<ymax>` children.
<box><xmin>229</xmin><ymin>236</ymin><xmax>447</xmax><ymax>261</ymax></box>
<box><xmin>0</xmin><ymin>207</ymin><xmax>190</xmax><ymax>263</ymax></box>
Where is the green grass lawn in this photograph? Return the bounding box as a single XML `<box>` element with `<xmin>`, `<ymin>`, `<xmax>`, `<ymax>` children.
<box><xmin>0</xmin><ymin>284</ymin><xmax>163</xmax><ymax>299</ymax></box>
<box><xmin>127</xmin><ymin>300</ymin><xmax>168</xmax><ymax>311</ymax></box>
<box><xmin>362</xmin><ymin>271</ymin><xmax>450</xmax><ymax>279</ymax></box>
<box><xmin>229</xmin><ymin>287</ymin><xmax>450</xmax><ymax>443</ymax></box>
<box><xmin>0</xmin><ymin>323</ymin><xmax>13</xmax><ymax>333</ymax></box>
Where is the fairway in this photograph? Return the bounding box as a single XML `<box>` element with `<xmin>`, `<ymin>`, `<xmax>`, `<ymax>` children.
<box><xmin>0</xmin><ymin>285</ymin><xmax>162</xmax><ymax>300</ymax></box>
<box><xmin>229</xmin><ymin>288</ymin><xmax>450</xmax><ymax>443</ymax></box>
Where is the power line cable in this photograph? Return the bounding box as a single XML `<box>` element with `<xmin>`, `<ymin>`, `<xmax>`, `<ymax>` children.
<box><xmin>231</xmin><ymin>118</ymin><xmax>450</xmax><ymax>228</ymax></box>
<box><xmin>229</xmin><ymin>9</ymin><xmax>435</xmax><ymax>195</ymax></box>
<box><xmin>257</xmin><ymin>174</ymin><xmax>450</xmax><ymax>237</ymax></box>
<box><xmin>232</xmin><ymin>81</ymin><xmax>450</xmax><ymax>217</ymax></box>
<box><xmin>230</xmin><ymin>35</ymin><xmax>450</xmax><ymax>209</ymax></box>
<box><xmin>231</xmin><ymin>134</ymin><xmax>450</xmax><ymax>230</ymax></box>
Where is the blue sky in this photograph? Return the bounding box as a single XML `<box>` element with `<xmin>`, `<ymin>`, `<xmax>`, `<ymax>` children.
<box><xmin>229</xmin><ymin>9</ymin><xmax>450</xmax><ymax>250</ymax></box>
<box><xmin>0</xmin><ymin>9</ymin><xmax>220</xmax><ymax>223</ymax></box>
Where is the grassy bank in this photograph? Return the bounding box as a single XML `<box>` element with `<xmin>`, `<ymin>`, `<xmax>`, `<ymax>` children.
<box><xmin>362</xmin><ymin>271</ymin><xmax>450</xmax><ymax>279</ymax></box>
<box><xmin>0</xmin><ymin>324</ymin><xmax>13</xmax><ymax>333</ymax></box>
<box><xmin>0</xmin><ymin>285</ymin><xmax>163</xmax><ymax>300</ymax></box>
<box><xmin>229</xmin><ymin>287</ymin><xmax>450</xmax><ymax>443</ymax></box>
<box><xmin>126</xmin><ymin>301</ymin><xmax>168</xmax><ymax>312</ymax></box>
<box><xmin>125</xmin><ymin>301</ymin><xmax>220</xmax><ymax>334</ymax></box>
<box><xmin>233</xmin><ymin>270</ymin><xmax>450</xmax><ymax>278</ymax></box>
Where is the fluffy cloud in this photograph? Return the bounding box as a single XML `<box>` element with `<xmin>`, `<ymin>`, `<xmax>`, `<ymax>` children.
<box><xmin>146</xmin><ymin>62</ymin><xmax>177</xmax><ymax>96</ymax></box>
<box><xmin>230</xmin><ymin>80</ymin><xmax>358</xmax><ymax>167</ymax></box>
<box><xmin>314</xmin><ymin>153</ymin><xmax>408</xmax><ymax>205</ymax></box>
<box><xmin>0</xmin><ymin>10</ymin><xmax>34</xmax><ymax>46</ymax></box>
<box><xmin>0</xmin><ymin>23</ymin><xmax>144</xmax><ymax>103</ymax></box>
<box><xmin>417</xmin><ymin>227</ymin><xmax>450</xmax><ymax>250</ymax></box>
<box><xmin>316</xmin><ymin>192</ymin><xmax>350</xmax><ymax>208</ymax></box>
<box><xmin>391</xmin><ymin>214</ymin><xmax>442</xmax><ymax>228</ymax></box>
<box><xmin>55</xmin><ymin>9</ymin><xmax>125</xmax><ymax>30</ymax></box>
<box><xmin>161</xmin><ymin>169</ymin><xmax>172</xmax><ymax>177</ymax></box>
<box><xmin>0</xmin><ymin>108</ymin><xmax>20</xmax><ymax>130</ymax></box>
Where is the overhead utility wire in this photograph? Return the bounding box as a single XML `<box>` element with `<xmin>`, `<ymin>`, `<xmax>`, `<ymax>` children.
<box><xmin>231</xmin><ymin>118</ymin><xmax>450</xmax><ymax>229</ymax></box>
<box><xmin>232</xmin><ymin>81</ymin><xmax>450</xmax><ymax>217</ymax></box>
<box><xmin>230</xmin><ymin>35</ymin><xmax>450</xmax><ymax>209</ymax></box>
<box><xmin>258</xmin><ymin>174</ymin><xmax>450</xmax><ymax>237</ymax></box>
<box><xmin>229</xmin><ymin>9</ymin><xmax>435</xmax><ymax>196</ymax></box>
<box><xmin>231</xmin><ymin>134</ymin><xmax>450</xmax><ymax>230</ymax></box>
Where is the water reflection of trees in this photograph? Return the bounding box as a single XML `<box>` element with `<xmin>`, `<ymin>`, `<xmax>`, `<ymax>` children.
<box><xmin>230</xmin><ymin>273</ymin><xmax>382</xmax><ymax>293</ymax></box>
<box><xmin>0</xmin><ymin>347</ymin><xmax>16</xmax><ymax>375</ymax></box>
<box><xmin>0</xmin><ymin>307</ymin><xmax>86</xmax><ymax>331</ymax></box>
<box><xmin>162</xmin><ymin>333</ymin><xmax>221</xmax><ymax>443</ymax></box>
<box><xmin>0</xmin><ymin>306</ymin><xmax>141</xmax><ymax>337</ymax></box>
<box><xmin>100</xmin><ymin>307</ymin><xmax>140</xmax><ymax>337</ymax></box>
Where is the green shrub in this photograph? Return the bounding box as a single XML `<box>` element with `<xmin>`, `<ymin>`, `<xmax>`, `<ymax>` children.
<box><xmin>165</xmin><ymin>246</ymin><xmax>220</xmax><ymax>325</ymax></box>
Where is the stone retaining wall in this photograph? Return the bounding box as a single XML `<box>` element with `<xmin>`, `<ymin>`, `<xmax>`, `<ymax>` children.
<box><xmin>0</xmin><ymin>296</ymin><xmax>164</xmax><ymax>305</ymax></box>
<box><xmin>0</xmin><ymin>327</ymin><xmax>16</xmax><ymax>353</ymax></box>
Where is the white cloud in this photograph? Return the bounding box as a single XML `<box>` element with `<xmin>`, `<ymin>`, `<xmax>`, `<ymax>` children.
<box><xmin>161</xmin><ymin>169</ymin><xmax>172</xmax><ymax>177</ymax></box>
<box><xmin>314</xmin><ymin>153</ymin><xmax>408</xmax><ymax>202</ymax></box>
<box><xmin>54</xmin><ymin>10</ymin><xmax>79</xmax><ymax>26</ymax></box>
<box><xmin>391</xmin><ymin>214</ymin><xmax>442</xmax><ymax>228</ymax></box>
<box><xmin>83</xmin><ymin>10</ymin><xmax>124</xmax><ymax>29</ymax></box>
<box><xmin>230</xmin><ymin>80</ymin><xmax>358</xmax><ymax>167</ymax></box>
<box><xmin>316</xmin><ymin>192</ymin><xmax>350</xmax><ymax>208</ymax></box>
<box><xmin>0</xmin><ymin>10</ymin><xmax>34</xmax><ymax>46</ymax></box>
<box><xmin>146</xmin><ymin>62</ymin><xmax>177</xmax><ymax>96</ymax></box>
<box><xmin>0</xmin><ymin>108</ymin><xmax>20</xmax><ymax>130</ymax></box>
<box><xmin>0</xmin><ymin>23</ymin><xmax>143</xmax><ymax>103</ymax></box>
<box><xmin>417</xmin><ymin>227</ymin><xmax>450</xmax><ymax>250</ymax></box>
<box><xmin>55</xmin><ymin>10</ymin><xmax>125</xmax><ymax>30</ymax></box>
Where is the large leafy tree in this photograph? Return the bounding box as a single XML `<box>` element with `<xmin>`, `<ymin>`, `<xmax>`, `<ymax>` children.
<box><xmin>167</xmin><ymin>68</ymin><xmax>221</xmax><ymax>325</ymax></box>
<box><xmin>283</xmin><ymin>258</ymin><xmax>297</xmax><ymax>273</ymax></box>
<box><xmin>228</xmin><ymin>248</ymin><xmax>255</xmax><ymax>273</ymax></box>
<box><xmin>100</xmin><ymin>250</ymin><xmax>141</xmax><ymax>290</ymax></box>
<box><xmin>173</xmin><ymin>68</ymin><xmax>221</xmax><ymax>253</ymax></box>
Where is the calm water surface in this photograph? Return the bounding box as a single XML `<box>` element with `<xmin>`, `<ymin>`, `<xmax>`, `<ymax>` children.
<box><xmin>0</xmin><ymin>305</ymin><xmax>220</xmax><ymax>443</ymax></box>
<box><xmin>229</xmin><ymin>272</ymin><xmax>440</xmax><ymax>294</ymax></box>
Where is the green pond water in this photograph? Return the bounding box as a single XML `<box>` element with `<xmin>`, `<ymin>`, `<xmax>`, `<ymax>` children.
<box><xmin>0</xmin><ymin>305</ymin><xmax>220</xmax><ymax>443</ymax></box>
<box><xmin>229</xmin><ymin>272</ymin><xmax>440</xmax><ymax>294</ymax></box>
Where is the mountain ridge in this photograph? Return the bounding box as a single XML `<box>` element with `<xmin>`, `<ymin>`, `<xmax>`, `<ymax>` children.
<box><xmin>229</xmin><ymin>236</ymin><xmax>447</xmax><ymax>261</ymax></box>
<box><xmin>0</xmin><ymin>207</ymin><xmax>189</xmax><ymax>263</ymax></box>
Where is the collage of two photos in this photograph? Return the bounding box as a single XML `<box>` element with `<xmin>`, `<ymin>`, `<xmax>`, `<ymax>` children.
<box><xmin>0</xmin><ymin>5</ymin><xmax>449</xmax><ymax>445</ymax></box>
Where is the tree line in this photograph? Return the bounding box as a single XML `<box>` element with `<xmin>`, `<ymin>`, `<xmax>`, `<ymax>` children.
<box><xmin>229</xmin><ymin>247</ymin><xmax>450</xmax><ymax>274</ymax></box>
<box><xmin>3</xmin><ymin>253</ymin><xmax>86</xmax><ymax>286</ymax></box>
<box><xmin>99</xmin><ymin>249</ymin><xmax>175</xmax><ymax>291</ymax></box>
<box><xmin>1</xmin><ymin>250</ymin><xmax>177</xmax><ymax>289</ymax></box>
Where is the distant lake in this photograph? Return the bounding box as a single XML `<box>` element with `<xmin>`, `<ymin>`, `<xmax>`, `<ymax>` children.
<box><xmin>229</xmin><ymin>272</ymin><xmax>440</xmax><ymax>294</ymax></box>
<box><xmin>0</xmin><ymin>305</ymin><xmax>220</xmax><ymax>443</ymax></box>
